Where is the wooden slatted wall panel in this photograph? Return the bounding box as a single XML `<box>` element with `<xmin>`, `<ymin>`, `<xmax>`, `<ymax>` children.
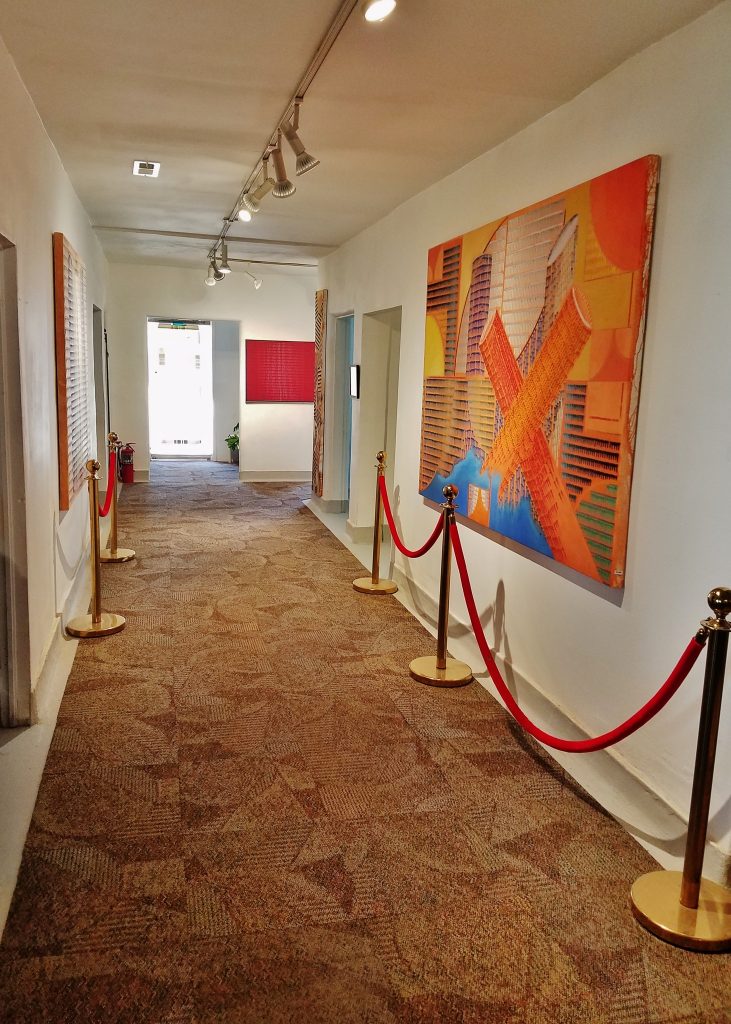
<box><xmin>312</xmin><ymin>289</ymin><xmax>327</xmax><ymax>496</ymax></box>
<box><xmin>53</xmin><ymin>232</ymin><xmax>91</xmax><ymax>510</ymax></box>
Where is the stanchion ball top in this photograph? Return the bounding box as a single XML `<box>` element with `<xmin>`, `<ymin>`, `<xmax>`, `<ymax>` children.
<box><xmin>85</xmin><ymin>459</ymin><xmax>100</xmax><ymax>475</ymax></box>
<box><xmin>376</xmin><ymin>450</ymin><xmax>386</xmax><ymax>464</ymax></box>
<box><xmin>443</xmin><ymin>484</ymin><xmax>459</xmax><ymax>502</ymax></box>
<box><xmin>108</xmin><ymin>431</ymin><xmax>119</xmax><ymax>443</ymax></box>
<box><xmin>707</xmin><ymin>587</ymin><xmax>731</xmax><ymax>620</ymax></box>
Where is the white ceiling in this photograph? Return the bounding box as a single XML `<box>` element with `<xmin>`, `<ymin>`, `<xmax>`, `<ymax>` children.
<box><xmin>0</xmin><ymin>0</ymin><xmax>720</xmax><ymax>270</ymax></box>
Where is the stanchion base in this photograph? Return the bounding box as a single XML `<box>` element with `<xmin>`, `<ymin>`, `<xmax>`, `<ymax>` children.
<box><xmin>66</xmin><ymin>612</ymin><xmax>126</xmax><ymax>639</ymax></box>
<box><xmin>353</xmin><ymin>577</ymin><xmax>398</xmax><ymax>595</ymax></box>
<box><xmin>100</xmin><ymin>547</ymin><xmax>136</xmax><ymax>563</ymax></box>
<box><xmin>409</xmin><ymin>655</ymin><xmax>472</xmax><ymax>687</ymax></box>
<box><xmin>631</xmin><ymin>870</ymin><xmax>731</xmax><ymax>951</ymax></box>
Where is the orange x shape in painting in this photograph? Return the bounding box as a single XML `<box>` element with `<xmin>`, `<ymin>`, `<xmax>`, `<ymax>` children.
<box><xmin>479</xmin><ymin>290</ymin><xmax>600</xmax><ymax>580</ymax></box>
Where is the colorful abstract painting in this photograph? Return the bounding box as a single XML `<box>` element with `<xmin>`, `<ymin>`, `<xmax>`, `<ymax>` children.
<box><xmin>419</xmin><ymin>156</ymin><xmax>659</xmax><ymax>587</ymax></box>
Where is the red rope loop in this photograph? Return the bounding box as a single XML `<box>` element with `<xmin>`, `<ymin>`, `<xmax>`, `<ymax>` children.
<box><xmin>449</xmin><ymin>521</ymin><xmax>705</xmax><ymax>753</ymax></box>
<box><xmin>378</xmin><ymin>476</ymin><xmax>443</xmax><ymax>558</ymax></box>
<box><xmin>98</xmin><ymin>450</ymin><xmax>116</xmax><ymax>519</ymax></box>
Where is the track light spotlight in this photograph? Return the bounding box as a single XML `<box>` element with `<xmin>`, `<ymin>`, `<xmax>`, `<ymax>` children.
<box><xmin>237</xmin><ymin>207</ymin><xmax>252</xmax><ymax>222</ymax></box>
<box><xmin>271</xmin><ymin>132</ymin><xmax>296</xmax><ymax>198</ymax></box>
<box><xmin>205</xmin><ymin>260</ymin><xmax>225</xmax><ymax>286</ymax></box>
<box><xmin>242</xmin><ymin>157</ymin><xmax>275</xmax><ymax>213</ymax></box>
<box><xmin>219</xmin><ymin>243</ymin><xmax>232</xmax><ymax>274</ymax></box>
<box><xmin>362</xmin><ymin>0</ymin><xmax>396</xmax><ymax>20</ymax></box>
<box><xmin>244</xmin><ymin>270</ymin><xmax>262</xmax><ymax>290</ymax></box>
<box><xmin>283</xmin><ymin>101</ymin><xmax>320</xmax><ymax>177</ymax></box>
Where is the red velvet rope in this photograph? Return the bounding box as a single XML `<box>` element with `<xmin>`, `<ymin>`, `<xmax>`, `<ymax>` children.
<box><xmin>450</xmin><ymin>521</ymin><xmax>706</xmax><ymax>753</ymax></box>
<box><xmin>378</xmin><ymin>476</ymin><xmax>443</xmax><ymax>558</ymax></box>
<box><xmin>98</xmin><ymin>450</ymin><xmax>116</xmax><ymax>519</ymax></box>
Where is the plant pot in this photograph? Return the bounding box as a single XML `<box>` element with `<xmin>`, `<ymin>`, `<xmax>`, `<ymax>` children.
<box><xmin>230</xmin><ymin>448</ymin><xmax>239</xmax><ymax>465</ymax></box>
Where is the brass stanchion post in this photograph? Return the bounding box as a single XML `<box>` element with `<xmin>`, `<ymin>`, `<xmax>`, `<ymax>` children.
<box><xmin>100</xmin><ymin>432</ymin><xmax>135</xmax><ymax>563</ymax></box>
<box><xmin>409</xmin><ymin>484</ymin><xmax>472</xmax><ymax>687</ymax></box>
<box><xmin>67</xmin><ymin>460</ymin><xmax>126</xmax><ymax>639</ymax></box>
<box><xmin>353</xmin><ymin>451</ymin><xmax>398</xmax><ymax>595</ymax></box>
<box><xmin>630</xmin><ymin>587</ymin><xmax>731</xmax><ymax>951</ymax></box>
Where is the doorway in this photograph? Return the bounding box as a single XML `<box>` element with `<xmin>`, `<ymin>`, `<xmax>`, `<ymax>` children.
<box><xmin>0</xmin><ymin>236</ymin><xmax>31</xmax><ymax>727</ymax></box>
<box><xmin>147</xmin><ymin>319</ymin><xmax>214</xmax><ymax>458</ymax></box>
<box><xmin>351</xmin><ymin>307</ymin><xmax>401</xmax><ymax>528</ymax></box>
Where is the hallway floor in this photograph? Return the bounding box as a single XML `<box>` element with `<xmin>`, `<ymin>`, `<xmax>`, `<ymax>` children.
<box><xmin>0</xmin><ymin>461</ymin><xmax>729</xmax><ymax>1023</ymax></box>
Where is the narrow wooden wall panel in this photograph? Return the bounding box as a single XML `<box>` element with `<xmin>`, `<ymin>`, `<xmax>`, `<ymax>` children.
<box><xmin>53</xmin><ymin>232</ymin><xmax>91</xmax><ymax>510</ymax></box>
<box><xmin>312</xmin><ymin>289</ymin><xmax>327</xmax><ymax>496</ymax></box>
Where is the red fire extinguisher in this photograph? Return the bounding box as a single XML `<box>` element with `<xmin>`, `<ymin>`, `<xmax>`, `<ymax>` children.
<box><xmin>119</xmin><ymin>442</ymin><xmax>136</xmax><ymax>484</ymax></box>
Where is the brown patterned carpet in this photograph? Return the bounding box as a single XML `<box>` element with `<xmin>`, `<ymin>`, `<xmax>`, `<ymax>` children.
<box><xmin>1</xmin><ymin>460</ymin><xmax>729</xmax><ymax>1023</ymax></box>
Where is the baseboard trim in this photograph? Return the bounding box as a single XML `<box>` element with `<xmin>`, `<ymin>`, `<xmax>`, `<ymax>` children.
<box><xmin>346</xmin><ymin>519</ymin><xmax>384</xmax><ymax>544</ymax></box>
<box><xmin>132</xmin><ymin>470</ymin><xmax>150</xmax><ymax>483</ymax></box>
<box><xmin>391</xmin><ymin>562</ymin><xmax>730</xmax><ymax>886</ymax></box>
<box><xmin>0</xmin><ymin>540</ymin><xmax>99</xmax><ymax>940</ymax></box>
<box><xmin>32</xmin><ymin>568</ymin><xmax>89</xmax><ymax>725</ymax></box>
<box><xmin>239</xmin><ymin>470</ymin><xmax>311</xmax><ymax>482</ymax></box>
<box><xmin>309</xmin><ymin>496</ymin><xmax>348</xmax><ymax>515</ymax></box>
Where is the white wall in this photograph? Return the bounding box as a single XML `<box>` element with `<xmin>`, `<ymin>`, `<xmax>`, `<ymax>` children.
<box><xmin>212</xmin><ymin>320</ymin><xmax>240</xmax><ymax>464</ymax></box>
<box><xmin>0</xmin><ymin>34</ymin><xmax>108</xmax><ymax>696</ymax></box>
<box><xmin>347</xmin><ymin>308</ymin><xmax>401</xmax><ymax>529</ymax></box>
<box><xmin>319</xmin><ymin>4</ymin><xmax>731</xmax><ymax>862</ymax></box>
<box><xmin>106</xmin><ymin>263</ymin><xmax>317</xmax><ymax>479</ymax></box>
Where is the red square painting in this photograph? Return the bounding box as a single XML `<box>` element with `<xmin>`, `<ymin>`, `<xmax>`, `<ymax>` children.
<box><xmin>245</xmin><ymin>339</ymin><xmax>315</xmax><ymax>403</ymax></box>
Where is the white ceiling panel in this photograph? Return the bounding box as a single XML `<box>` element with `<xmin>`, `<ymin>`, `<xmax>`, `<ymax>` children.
<box><xmin>0</xmin><ymin>0</ymin><xmax>720</xmax><ymax>268</ymax></box>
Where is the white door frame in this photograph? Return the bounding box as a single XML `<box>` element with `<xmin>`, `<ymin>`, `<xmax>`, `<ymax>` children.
<box><xmin>0</xmin><ymin>236</ymin><xmax>32</xmax><ymax>726</ymax></box>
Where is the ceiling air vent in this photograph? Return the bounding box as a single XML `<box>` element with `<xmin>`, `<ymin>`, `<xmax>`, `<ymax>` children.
<box><xmin>133</xmin><ymin>160</ymin><xmax>160</xmax><ymax>178</ymax></box>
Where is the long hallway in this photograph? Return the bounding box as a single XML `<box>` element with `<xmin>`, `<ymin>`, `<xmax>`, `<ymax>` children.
<box><xmin>0</xmin><ymin>463</ymin><xmax>728</xmax><ymax>1023</ymax></box>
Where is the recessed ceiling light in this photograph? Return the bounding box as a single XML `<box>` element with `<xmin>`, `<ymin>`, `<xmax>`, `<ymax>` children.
<box><xmin>132</xmin><ymin>160</ymin><xmax>160</xmax><ymax>177</ymax></box>
<box><xmin>362</xmin><ymin>0</ymin><xmax>396</xmax><ymax>22</ymax></box>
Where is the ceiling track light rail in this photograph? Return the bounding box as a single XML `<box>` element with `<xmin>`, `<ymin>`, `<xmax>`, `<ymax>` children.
<box><xmin>205</xmin><ymin>0</ymin><xmax>367</xmax><ymax>276</ymax></box>
<box><xmin>204</xmin><ymin>0</ymin><xmax>396</xmax><ymax>283</ymax></box>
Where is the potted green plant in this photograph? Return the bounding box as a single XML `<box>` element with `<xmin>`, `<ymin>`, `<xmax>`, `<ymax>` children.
<box><xmin>225</xmin><ymin>423</ymin><xmax>240</xmax><ymax>465</ymax></box>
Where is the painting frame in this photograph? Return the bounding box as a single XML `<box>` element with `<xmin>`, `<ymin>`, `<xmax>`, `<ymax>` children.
<box><xmin>418</xmin><ymin>156</ymin><xmax>660</xmax><ymax>588</ymax></box>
